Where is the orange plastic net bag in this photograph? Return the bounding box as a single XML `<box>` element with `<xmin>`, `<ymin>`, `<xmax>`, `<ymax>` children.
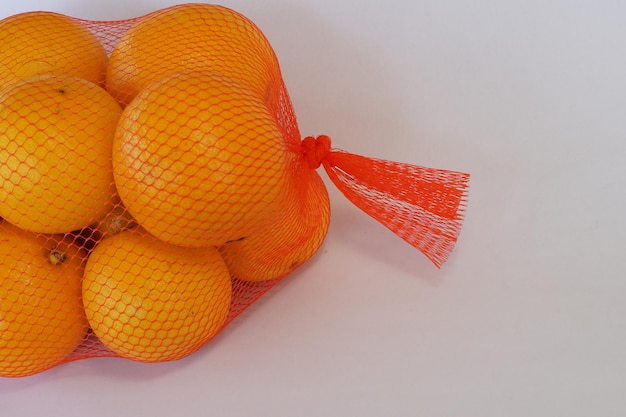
<box><xmin>0</xmin><ymin>3</ymin><xmax>469</xmax><ymax>377</ymax></box>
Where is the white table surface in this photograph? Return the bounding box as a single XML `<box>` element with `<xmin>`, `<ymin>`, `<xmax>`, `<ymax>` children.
<box><xmin>1</xmin><ymin>1</ymin><xmax>625</xmax><ymax>416</ymax></box>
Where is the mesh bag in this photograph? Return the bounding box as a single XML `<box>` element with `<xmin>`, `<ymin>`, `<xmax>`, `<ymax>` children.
<box><xmin>0</xmin><ymin>4</ymin><xmax>469</xmax><ymax>377</ymax></box>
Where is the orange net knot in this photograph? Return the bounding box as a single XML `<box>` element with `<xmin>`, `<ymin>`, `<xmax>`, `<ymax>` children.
<box><xmin>301</xmin><ymin>135</ymin><xmax>331</xmax><ymax>169</ymax></box>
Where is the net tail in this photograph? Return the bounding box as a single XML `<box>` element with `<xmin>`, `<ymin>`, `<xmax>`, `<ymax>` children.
<box><xmin>302</xmin><ymin>135</ymin><xmax>469</xmax><ymax>268</ymax></box>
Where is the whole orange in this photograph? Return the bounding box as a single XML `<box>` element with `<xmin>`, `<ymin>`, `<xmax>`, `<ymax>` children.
<box><xmin>0</xmin><ymin>11</ymin><xmax>107</xmax><ymax>91</ymax></box>
<box><xmin>0</xmin><ymin>222</ymin><xmax>87</xmax><ymax>377</ymax></box>
<box><xmin>82</xmin><ymin>229</ymin><xmax>232</xmax><ymax>362</ymax></box>
<box><xmin>220</xmin><ymin>167</ymin><xmax>330</xmax><ymax>282</ymax></box>
<box><xmin>0</xmin><ymin>75</ymin><xmax>122</xmax><ymax>234</ymax></box>
<box><xmin>105</xmin><ymin>3</ymin><xmax>280</xmax><ymax>106</ymax></box>
<box><xmin>112</xmin><ymin>71</ymin><xmax>292</xmax><ymax>248</ymax></box>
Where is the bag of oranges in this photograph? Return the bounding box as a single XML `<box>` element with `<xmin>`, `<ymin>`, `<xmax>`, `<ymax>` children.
<box><xmin>0</xmin><ymin>3</ymin><xmax>469</xmax><ymax>377</ymax></box>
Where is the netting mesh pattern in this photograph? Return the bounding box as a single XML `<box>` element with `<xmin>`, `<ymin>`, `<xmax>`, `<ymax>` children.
<box><xmin>0</xmin><ymin>3</ymin><xmax>469</xmax><ymax>377</ymax></box>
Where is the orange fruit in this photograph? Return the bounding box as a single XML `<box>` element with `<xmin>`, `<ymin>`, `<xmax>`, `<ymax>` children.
<box><xmin>82</xmin><ymin>228</ymin><xmax>232</xmax><ymax>362</ymax></box>
<box><xmin>0</xmin><ymin>11</ymin><xmax>107</xmax><ymax>91</ymax></box>
<box><xmin>0</xmin><ymin>74</ymin><xmax>122</xmax><ymax>234</ymax></box>
<box><xmin>105</xmin><ymin>3</ymin><xmax>280</xmax><ymax>106</ymax></box>
<box><xmin>112</xmin><ymin>71</ymin><xmax>292</xmax><ymax>248</ymax></box>
<box><xmin>0</xmin><ymin>222</ymin><xmax>87</xmax><ymax>377</ymax></box>
<box><xmin>220</xmin><ymin>168</ymin><xmax>330</xmax><ymax>282</ymax></box>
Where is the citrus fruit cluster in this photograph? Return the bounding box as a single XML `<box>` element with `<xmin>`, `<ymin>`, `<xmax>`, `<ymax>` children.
<box><xmin>0</xmin><ymin>4</ymin><xmax>330</xmax><ymax>377</ymax></box>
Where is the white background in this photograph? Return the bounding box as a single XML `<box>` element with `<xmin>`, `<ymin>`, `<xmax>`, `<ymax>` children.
<box><xmin>2</xmin><ymin>0</ymin><xmax>626</xmax><ymax>416</ymax></box>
